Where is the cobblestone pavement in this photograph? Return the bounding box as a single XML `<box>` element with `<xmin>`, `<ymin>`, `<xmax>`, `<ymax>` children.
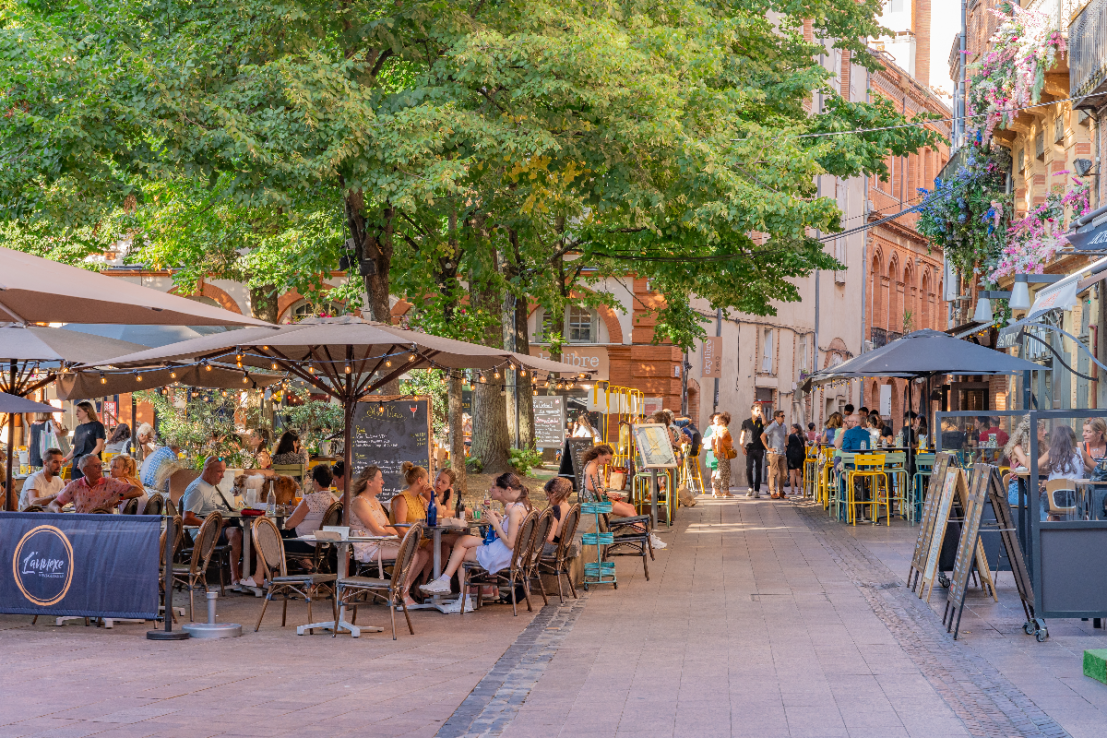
<box><xmin>2</xmin><ymin>494</ymin><xmax>1105</xmax><ymax>738</ymax></box>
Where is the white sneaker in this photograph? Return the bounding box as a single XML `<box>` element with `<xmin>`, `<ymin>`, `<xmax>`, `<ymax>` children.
<box><xmin>650</xmin><ymin>534</ymin><xmax>667</xmax><ymax>550</ymax></box>
<box><xmin>745</xmin><ymin>490</ymin><xmax>753</xmax><ymax>498</ymax></box>
<box><xmin>240</xmin><ymin>577</ymin><xmax>259</xmax><ymax>589</ymax></box>
<box><xmin>420</xmin><ymin>576</ymin><xmax>452</xmax><ymax>595</ymax></box>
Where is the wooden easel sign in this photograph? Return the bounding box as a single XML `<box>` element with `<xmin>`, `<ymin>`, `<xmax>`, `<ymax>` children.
<box><xmin>919</xmin><ymin>467</ymin><xmax>964</xmax><ymax>602</ymax></box>
<box><xmin>944</xmin><ymin>467</ymin><xmax>993</xmax><ymax>638</ymax></box>
<box><xmin>909</xmin><ymin>452</ymin><xmax>953</xmax><ymax>593</ymax></box>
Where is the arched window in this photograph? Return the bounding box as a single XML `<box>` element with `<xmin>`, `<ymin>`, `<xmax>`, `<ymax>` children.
<box><xmin>902</xmin><ymin>263</ymin><xmax>915</xmax><ymax>331</ymax></box>
<box><xmin>920</xmin><ymin>273</ymin><xmax>931</xmax><ymax>330</ymax></box>
<box><xmin>887</xmin><ymin>257</ymin><xmax>901</xmax><ymax>335</ymax></box>
<box><xmin>871</xmin><ymin>254</ymin><xmax>883</xmax><ymax>334</ymax></box>
<box><xmin>185</xmin><ymin>295</ymin><xmax>220</xmax><ymax>308</ymax></box>
<box><xmin>535</xmin><ymin>306</ymin><xmax>600</xmax><ymax>344</ymax></box>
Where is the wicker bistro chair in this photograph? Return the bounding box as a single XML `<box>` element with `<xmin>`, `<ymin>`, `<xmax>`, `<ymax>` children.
<box><xmin>171</xmin><ymin>512</ymin><xmax>223</xmax><ymax>621</ymax></box>
<box><xmin>525</xmin><ymin>508</ymin><xmax>555</xmax><ymax>607</ymax></box>
<box><xmin>252</xmin><ymin>516</ymin><xmax>337</xmax><ymax>634</ymax></box>
<box><xmin>461</xmin><ymin>511</ymin><xmax>540</xmax><ymax>617</ymax></box>
<box><xmin>22</xmin><ymin>505</ymin><xmax>45</xmax><ymax>512</ymax></box>
<box><xmin>144</xmin><ymin>494</ymin><xmax>165</xmax><ymax>516</ymax></box>
<box><xmin>304</xmin><ymin>501</ymin><xmax>344</xmax><ymax>574</ymax></box>
<box><xmin>332</xmin><ymin>523</ymin><xmax>423</xmax><ymax>640</ymax></box>
<box><xmin>538</xmin><ymin>503</ymin><xmax>581</xmax><ymax>603</ymax></box>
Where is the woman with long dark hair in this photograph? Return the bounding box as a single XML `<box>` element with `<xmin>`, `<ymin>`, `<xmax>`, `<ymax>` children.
<box><xmin>419</xmin><ymin>472</ymin><xmax>532</xmax><ymax>595</ymax></box>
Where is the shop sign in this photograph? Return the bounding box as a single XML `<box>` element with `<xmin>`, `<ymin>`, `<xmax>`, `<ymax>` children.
<box><xmin>529</xmin><ymin>346</ymin><xmax>609</xmax><ymax>380</ymax></box>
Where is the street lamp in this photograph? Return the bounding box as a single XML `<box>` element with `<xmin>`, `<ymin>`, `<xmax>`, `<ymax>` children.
<box><xmin>972</xmin><ymin>295</ymin><xmax>993</xmax><ymax>323</ymax></box>
<box><xmin>1009</xmin><ymin>274</ymin><xmax>1031</xmax><ymax>311</ymax></box>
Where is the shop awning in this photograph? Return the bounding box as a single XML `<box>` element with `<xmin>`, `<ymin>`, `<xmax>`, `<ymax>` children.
<box><xmin>1066</xmin><ymin>215</ymin><xmax>1107</xmax><ymax>251</ymax></box>
<box><xmin>996</xmin><ymin>255</ymin><xmax>1107</xmax><ymax>348</ymax></box>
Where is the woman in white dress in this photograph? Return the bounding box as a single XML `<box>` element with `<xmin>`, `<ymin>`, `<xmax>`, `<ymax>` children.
<box><xmin>418</xmin><ymin>472</ymin><xmax>531</xmax><ymax>595</ymax></box>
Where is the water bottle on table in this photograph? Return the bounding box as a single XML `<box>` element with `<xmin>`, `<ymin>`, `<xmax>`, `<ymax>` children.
<box><xmin>266</xmin><ymin>489</ymin><xmax>276</xmax><ymax>518</ymax></box>
<box><xmin>426</xmin><ymin>491</ymin><xmax>438</xmax><ymax>527</ymax></box>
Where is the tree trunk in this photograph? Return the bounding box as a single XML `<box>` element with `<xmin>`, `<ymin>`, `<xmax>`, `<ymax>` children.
<box><xmin>346</xmin><ymin>192</ymin><xmax>398</xmax><ymax>394</ymax></box>
<box><xmin>469</xmin><ymin>242</ymin><xmax>511</xmax><ymax>474</ymax></box>
<box><xmin>512</xmin><ymin>295</ymin><xmax>535</xmax><ymax>449</ymax></box>
<box><xmin>503</xmin><ymin>294</ymin><xmax>519</xmax><ymax>448</ymax></box>
<box><xmin>448</xmin><ymin>372</ymin><xmax>467</xmax><ymax>499</ymax></box>
<box><xmin>249</xmin><ymin>285</ymin><xmax>280</xmax><ymax>323</ymax></box>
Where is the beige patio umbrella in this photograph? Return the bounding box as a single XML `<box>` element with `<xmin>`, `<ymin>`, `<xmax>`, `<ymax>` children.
<box><xmin>0</xmin><ymin>247</ymin><xmax>274</xmax><ymax>327</ymax></box>
<box><xmin>54</xmin><ymin>364</ymin><xmax>283</xmax><ymax>400</ymax></box>
<box><xmin>83</xmin><ymin>315</ymin><xmax>593</xmax><ymax>523</ymax></box>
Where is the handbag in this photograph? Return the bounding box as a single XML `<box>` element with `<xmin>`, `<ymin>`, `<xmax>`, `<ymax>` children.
<box><xmin>678</xmin><ymin>483</ymin><xmax>696</xmax><ymax>507</ymax></box>
<box><xmin>1091</xmin><ymin>458</ymin><xmax>1107</xmax><ymax>483</ymax></box>
<box><xmin>608</xmin><ymin>467</ymin><xmax>628</xmax><ymax>491</ymax></box>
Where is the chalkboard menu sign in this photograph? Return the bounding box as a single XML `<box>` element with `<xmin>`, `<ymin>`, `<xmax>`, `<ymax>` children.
<box><xmin>351</xmin><ymin>396</ymin><xmax>432</xmax><ymax>502</ymax></box>
<box><xmin>533</xmin><ymin>396</ymin><xmax>566</xmax><ymax>448</ymax></box>
<box><xmin>558</xmin><ymin>437</ymin><xmax>595</xmax><ymax>492</ymax></box>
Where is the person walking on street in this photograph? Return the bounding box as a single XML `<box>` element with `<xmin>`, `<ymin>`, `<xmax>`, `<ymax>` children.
<box><xmin>739</xmin><ymin>404</ymin><xmax>766</xmax><ymax>498</ymax></box>
<box><xmin>762</xmin><ymin>410</ymin><xmax>788</xmax><ymax>499</ymax></box>
<box><xmin>710</xmin><ymin>412</ymin><xmax>735</xmax><ymax>498</ymax></box>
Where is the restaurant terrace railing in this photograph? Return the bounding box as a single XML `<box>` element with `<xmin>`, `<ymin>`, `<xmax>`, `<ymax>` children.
<box><xmin>1071</xmin><ymin>0</ymin><xmax>1107</xmax><ymax>97</ymax></box>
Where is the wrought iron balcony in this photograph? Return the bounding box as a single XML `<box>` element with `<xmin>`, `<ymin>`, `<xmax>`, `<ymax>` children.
<box><xmin>1072</xmin><ymin>0</ymin><xmax>1107</xmax><ymax>97</ymax></box>
<box><xmin>870</xmin><ymin>328</ymin><xmax>903</xmax><ymax>349</ymax></box>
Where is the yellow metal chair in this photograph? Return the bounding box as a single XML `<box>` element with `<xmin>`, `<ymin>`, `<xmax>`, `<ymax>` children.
<box><xmin>845</xmin><ymin>453</ymin><xmax>890</xmax><ymax>526</ymax></box>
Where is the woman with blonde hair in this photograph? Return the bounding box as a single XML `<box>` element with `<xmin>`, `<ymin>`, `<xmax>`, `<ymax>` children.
<box><xmin>420</xmin><ymin>472</ymin><xmax>532</xmax><ymax>595</ymax></box>
<box><xmin>1080</xmin><ymin>417</ymin><xmax>1107</xmax><ymax>471</ymax></box>
<box><xmin>390</xmin><ymin>461</ymin><xmax>430</xmax><ymax>524</ymax></box>
<box><xmin>110</xmin><ymin>455</ymin><xmax>148</xmax><ymax>513</ymax></box>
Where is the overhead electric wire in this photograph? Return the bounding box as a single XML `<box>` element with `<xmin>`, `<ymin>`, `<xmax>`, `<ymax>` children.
<box><xmin>741</xmin><ymin>95</ymin><xmax>1083</xmax><ymax>141</ymax></box>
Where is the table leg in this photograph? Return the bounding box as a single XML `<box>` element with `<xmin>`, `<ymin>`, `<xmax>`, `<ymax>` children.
<box><xmin>297</xmin><ymin>541</ymin><xmax>382</xmax><ymax>636</ymax></box>
<box><xmin>240</xmin><ymin>519</ymin><xmax>262</xmax><ymax>597</ymax></box>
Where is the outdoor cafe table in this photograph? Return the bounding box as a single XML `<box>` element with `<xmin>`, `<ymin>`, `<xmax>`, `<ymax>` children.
<box><xmin>395</xmin><ymin>520</ymin><xmax>480</xmax><ymax>614</ymax></box>
<box><xmin>293</xmin><ymin>533</ymin><xmax>398</xmax><ymax>636</ymax></box>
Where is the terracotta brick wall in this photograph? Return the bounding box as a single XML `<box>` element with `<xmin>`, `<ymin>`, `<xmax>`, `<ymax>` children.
<box><xmin>914</xmin><ymin>0</ymin><xmax>931</xmax><ymax>88</ymax></box>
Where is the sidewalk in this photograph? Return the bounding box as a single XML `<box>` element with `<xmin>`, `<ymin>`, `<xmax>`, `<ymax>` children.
<box><xmin>2</xmin><ymin>495</ymin><xmax>1105</xmax><ymax>737</ymax></box>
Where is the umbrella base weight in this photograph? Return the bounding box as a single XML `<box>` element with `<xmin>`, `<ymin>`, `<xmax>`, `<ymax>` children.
<box><xmin>182</xmin><ymin>622</ymin><xmax>242</xmax><ymax>639</ymax></box>
<box><xmin>147</xmin><ymin>629</ymin><xmax>190</xmax><ymax>641</ymax></box>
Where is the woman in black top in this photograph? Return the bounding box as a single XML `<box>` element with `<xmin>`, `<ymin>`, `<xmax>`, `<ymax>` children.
<box><xmin>786</xmin><ymin>424</ymin><xmax>806</xmax><ymax>497</ymax></box>
<box><xmin>64</xmin><ymin>402</ymin><xmax>105</xmax><ymax>480</ymax></box>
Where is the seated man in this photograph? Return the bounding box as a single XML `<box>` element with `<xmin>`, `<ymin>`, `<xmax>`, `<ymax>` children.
<box><xmin>20</xmin><ymin>448</ymin><xmax>65</xmax><ymax>510</ymax></box>
<box><xmin>141</xmin><ymin>438</ymin><xmax>181</xmax><ymax>490</ymax></box>
<box><xmin>181</xmin><ymin>456</ymin><xmax>262</xmax><ymax>588</ymax></box>
<box><xmin>840</xmin><ymin>415</ymin><xmax>872</xmax><ymax>452</ymax></box>
<box><xmin>49</xmin><ymin>454</ymin><xmax>143</xmax><ymax>513</ymax></box>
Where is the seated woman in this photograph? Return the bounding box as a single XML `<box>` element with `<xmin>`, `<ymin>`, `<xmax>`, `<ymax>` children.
<box><xmin>246</xmin><ymin>428</ymin><xmax>273</xmax><ymax>471</ymax></box>
<box><xmin>349</xmin><ymin>464</ymin><xmax>429</xmax><ymax>607</ymax></box>
<box><xmin>1003</xmin><ymin>418</ymin><xmax>1047</xmax><ymax>505</ymax></box>
<box><xmin>419</xmin><ymin>472</ymin><xmax>532</xmax><ymax>596</ymax></box>
<box><xmin>1080</xmin><ymin>417</ymin><xmax>1107</xmax><ymax>472</ymax></box>
<box><xmin>110</xmin><ymin>454</ymin><xmax>148</xmax><ymax>513</ymax></box>
<box><xmin>271</xmin><ymin>430</ymin><xmax>309</xmax><ymax>467</ymax></box>
<box><xmin>104</xmin><ymin>423</ymin><xmax>131</xmax><ymax>454</ymax></box>
<box><xmin>433</xmin><ymin>468</ymin><xmax>457</xmax><ymax>513</ymax></box>
<box><xmin>542</xmin><ymin>477</ymin><xmax>573</xmax><ymax>556</ymax></box>
<box><xmin>1041</xmin><ymin>425</ymin><xmax>1083</xmax><ymax>521</ymax></box>
<box><xmin>582</xmin><ymin>443</ymin><xmax>666</xmax><ymax>550</ymax></box>
<box><xmin>391</xmin><ymin>461</ymin><xmax>429</xmax><ymax>525</ymax></box>
<box><xmin>283</xmin><ymin>464</ymin><xmax>338</xmax><ymax>559</ymax></box>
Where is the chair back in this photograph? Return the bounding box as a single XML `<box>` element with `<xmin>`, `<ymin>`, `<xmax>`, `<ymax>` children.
<box><xmin>272</xmin><ymin>463</ymin><xmax>306</xmax><ymax>482</ymax></box>
<box><xmin>531</xmin><ymin>508</ymin><xmax>555</xmax><ymax>571</ymax></box>
<box><xmin>191</xmin><ymin>512</ymin><xmax>223</xmax><ymax>573</ymax></box>
<box><xmin>144</xmin><ymin>494</ymin><xmax>165</xmax><ymax>516</ymax></box>
<box><xmin>168</xmin><ymin>469</ymin><xmax>200</xmax><ymax>504</ymax></box>
<box><xmin>509</xmin><ymin>511</ymin><xmax>539</xmax><ymax>575</ymax></box>
<box><xmin>853</xmin><ymin>454</ymin><xmax>886</xmax><ymax>469</ymax></box>
<box><xmin>165</xmin><ymin>497</ymin><xmax>179</xmax><ymax>518</ymax></box>
<box><xmin>89</xmin><ymin>507</ymin><xmax>114</xmax><ymax>514</ymax></box>
<box><xmin>22</xmin><ymin>505</ymin><xmax>44</xmax><ymax>513</ymax></box>
<box><xmin>1044</xmin><ymin>479</ymin><xmax>1077</xmax><ymax>515</ymax></box>
<box><xmin>158</xmin><ymin>515</ymin><xmax>185</xmax><ymax>565</ymax></box>
<box><xmin>321</xmin><ymin>500</ymin><xmax>343</xmax><ymax>527</ymax></box>
<box><xmin>120</xmin><ymin>497</ymin><xmax>140</xmax><ymax>515</ymax></box>
<box><xmin>390</xmin><ymin>522</ymin><xmax>424</xmax><ymax>596</ymax></box>
<box><xmin>554</xmin><ymin>504</ymin><xmax>581</xmax><ymax>565</ymax></box>
<box><xmin>252</xmin><ymin>516</ymin><xmax>288</xmax><ymax>577</ymax></box>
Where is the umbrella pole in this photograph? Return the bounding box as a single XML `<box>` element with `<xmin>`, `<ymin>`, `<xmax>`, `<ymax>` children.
<box><xmin>5</xmin><ymin>360</ymin><xmax>15</xmax><ymax>511</ymax></box>
<box><xmin>343</xmin><ymin>400</ymin><xmax>353</xmax><ymax>527</ymax></box>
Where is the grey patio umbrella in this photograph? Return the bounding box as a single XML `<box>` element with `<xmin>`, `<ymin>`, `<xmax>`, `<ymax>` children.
<box><xmin>800</xmin><ymin>329</ymin><xmax>1043</xmax><ymax>391</ymax></box>
<box><xmin>82</xmin><ymin>315</ymin><xmax>594</xmax><ymax>524</ymax></box>
<box><xmin>0</xmin><ymin>247</ymin><xmax>273</xmax><ymax>327</ymax></box>
<box><xmin>0</xmin><ymin>393</ymin><xmax>58</xmax><ymax>415</ymax></box>
<box><xmin>0</xmin><ymin>324</ymin><xmax>151</xmax><ymax>506</ymax></box>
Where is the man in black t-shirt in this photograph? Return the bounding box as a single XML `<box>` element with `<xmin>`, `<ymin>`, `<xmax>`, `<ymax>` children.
<box><xmin>739</xmin><ymin>404</ymin><xmax>766</xmax><ymax>497</ymax></box>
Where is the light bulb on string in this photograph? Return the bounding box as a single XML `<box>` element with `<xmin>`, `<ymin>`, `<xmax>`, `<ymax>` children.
<box><xmin>170</xmin><ymin>371</ymin><xmax>177</xmax><ymax>380</ymax></box>
<box><xmin>344</xmin><ymin>360</ymin><xmax>351</xmax><ymax>374</ymax></box>
<box><xmin>494</xmin><ymin>370</ymin><xmax>501</xmax><ymax>380</ymax></box>
<box><xmin>204</xmin><ymin>362</ymin><xmax>212</xmax><ymax>372</ymax></box>
<box><xmin>100</xmin><ymin>372</ymin><xmax>107</xmax><ymax>385</ymax></box>
<box><xmin>408</xmin><ymin>353</ymin><xmax>416</xmax><ymax>362</ymax></box>
<box><xmin>385</xmin><ymin>360</ymin><xmax>392</xmax><ymax>368</ymax></box>
<box><xmin>271</xmin><ymin>362</ymin><xmax>279</xmax><ymax>370</ymax></box>
<box><xmin>135</xmin><ymin>373</ymin><xmax>143</xmax><ymax>383</ymax></box>
<box><xmin>308</xmin><ymin>365</ymin><xmax>315</xmax><ymax>374</ymax></box>
<box><xmin>479</xmin><ymin>374</ymin><xmax>487</xmax><ymax>383</ymax></box>
<box><xmin>242</xmin><ymin>372</ymin><xmax>249</xmax><ymax>383</ymax></box>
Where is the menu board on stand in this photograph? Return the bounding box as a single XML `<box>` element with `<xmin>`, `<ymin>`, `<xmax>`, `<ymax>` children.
<box><xmin>533</xmin><ymin>395</ymin><xmax>566</xmax><ymax>448</ymax></box>
<box><xmin>350</xmin><ymin>396</ymin><xmax>432</xmax><ymax>502</ymax></box>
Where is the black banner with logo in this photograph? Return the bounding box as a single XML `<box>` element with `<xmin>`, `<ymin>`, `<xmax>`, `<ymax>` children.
<box><xmin>0</xmin><ymin>513</ymin><xmax>160</xmax><ymax>619</ymax></box>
